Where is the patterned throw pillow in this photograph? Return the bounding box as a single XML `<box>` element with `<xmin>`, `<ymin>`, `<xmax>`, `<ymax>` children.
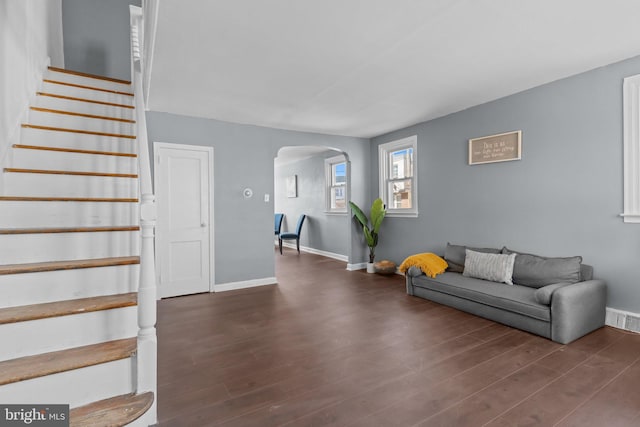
<box><xmin>463</xmin><ymin>249</ymin><xmax>516</xmax><ymax>285</ymax></box>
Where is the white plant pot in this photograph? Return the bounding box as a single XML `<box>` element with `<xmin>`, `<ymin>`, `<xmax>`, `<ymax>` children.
<box><xmin>366</xmin><ymin>262</ymin><xmax>376</xmax><ymax>273</ymax></box>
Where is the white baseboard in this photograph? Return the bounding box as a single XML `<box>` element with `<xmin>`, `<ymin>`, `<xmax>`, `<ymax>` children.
<box><xmin>213</xmin><ymin>277</ymin><xmax>277</xmax><ymax>292</ymax></box>
<box><xmin>279</xmin><ymin>241</ymin><xmax>348</xmax><ymax>262</ymax></box>
<box><xmin>346</xmin><ymin>262</ymin><xmax>367</xmax><ymax>271</ymax></box>
<box><xmin>605</xmin><ymin>307</ymin><xmax>640</xmax><ymax>333</ymax></box>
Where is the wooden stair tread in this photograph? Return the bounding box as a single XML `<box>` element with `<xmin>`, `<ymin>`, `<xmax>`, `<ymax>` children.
<box><xmin>37</xmin><ymin>92</ymin><xmax>134</xmax><ymax>109</ymax></box>
<box><xmin>0</xmin><ymin>196</ymin><xmax>138</xmax><ymax>203</ymax></box>
<box><xmin>0</xmin><ymin>226</ymin><xmax>140</xmax><ymax>235</ymax></box>
<box><xmin>0</xmin><ymin>338</ymin><xmax>136</xmax><ymax>386</ymax></box>
<box><xmin>30</xmin><ymin>107</ymin><xmax>136</xmax><ymax>123</ymax></box>
<box><xmin>0</xmin><ymin>292</ymin><xmax>137</xmax><ymax>325</ymax></box>
<box><xmin>48</xmin><ymin>66</ymin><xmax>132</xmax><ymax>85</ymax></box>
<box><xmin>4</xmin><ymin>168</ymin><xmax>138</xmax><ymax>178</ymax></box>
<box><xmin>13</xmin><ymin>144</ymin><xmax>137</xmax><ymax>158</ymax></box>
<box><xmin>70</xmin><ymin>392</ymin><xmax>154</xmax><ymax>427</ymax></box>
<box><xmin>43</xmin><ymin>79</ymin><xmax>134</xmax><ymax>97</ymax></box>
<box><xmin>22</xmin><ymin>124</ymin><xmax>136</xmax><ymax>139</ymax></box>
<box><xmin>0</xmin><ymin>256</ymin><xmax>140</xmax><ymax>276</ymax></box>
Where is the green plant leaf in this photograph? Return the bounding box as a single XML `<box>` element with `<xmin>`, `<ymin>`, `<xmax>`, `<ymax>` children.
<box><xmin>370</xmin><ymin>198</ymin><xmax>386</xmax><ymax>234</ymax></box>
<box><xmin>363</xmin><ymin>226</ymin><xmax>375</xmax><ymax>248</ymax></box>
<box><xmin>349</xmin><ymin>201</ymin><xmax>369</xmax><ymax>229</ymax></box>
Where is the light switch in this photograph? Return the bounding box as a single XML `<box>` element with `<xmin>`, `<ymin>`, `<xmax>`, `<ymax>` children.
<box><xmin>264</xmin><ymin>194</ymin><xmax>270</xmax><ymax>202</ymax></box>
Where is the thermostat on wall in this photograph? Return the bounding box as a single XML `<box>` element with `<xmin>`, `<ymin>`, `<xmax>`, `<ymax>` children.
<box><xmin>243</xmin><ymin>188</ymin><xmax>253</xmax><ymax>198</ymax></box>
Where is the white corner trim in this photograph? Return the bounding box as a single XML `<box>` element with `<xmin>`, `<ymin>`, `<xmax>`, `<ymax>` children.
<box><xmin>279</xmin><ymin>242</ymin><xmax>348</xmax><ymax>262</ymax></box>
<box><xmin>346</xmin><ymin>262</ymin><xmax>367</xmax><ymax>271</ymax></box>
<box><xmin>622</xmin><ymin>74</ymin><xmax>640</xmax><ymax>223</ymax></box>
<box><xmin>605</xmin><ymin>307</ymin><xmax>640</xmax><ymax>333</ymax></box>
<box><xmin>213</xmin><ymin>277</ymin><xmax>277</xmax><ymax>292</ymax></box>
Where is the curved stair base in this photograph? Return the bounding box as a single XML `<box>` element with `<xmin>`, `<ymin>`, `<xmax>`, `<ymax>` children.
<box><xmin>70</xmin><ymin>392</ymin><xmax>154</xmax><ymax>427</ymax></box>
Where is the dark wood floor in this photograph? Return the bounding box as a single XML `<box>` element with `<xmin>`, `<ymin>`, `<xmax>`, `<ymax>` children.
<box><xmin>157</xmin><ymin>249</ymin><xmax>640</xmax><ymax>426</ymax></box>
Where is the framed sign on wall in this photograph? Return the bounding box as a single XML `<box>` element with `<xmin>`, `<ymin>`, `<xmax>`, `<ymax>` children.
<box><xmin>468</xmin><ymin>130</ymin><xmax>522</xmax><ymax>165</ymax></box>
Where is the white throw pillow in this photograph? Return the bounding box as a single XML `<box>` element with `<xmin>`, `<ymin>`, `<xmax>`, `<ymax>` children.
<box><xmin>463</xmin><ymin>249</ymin><xmax>516</xmax><ymax>285</ymax></box>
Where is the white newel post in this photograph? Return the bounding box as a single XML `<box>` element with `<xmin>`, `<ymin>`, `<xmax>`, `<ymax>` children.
<box><xmin>131</xmin><ymin>5</ymin><xmax>158</xmax><ymax>424</ymax></box>
<box><xmin>137</xmin><ymin>193</ymin><xmax>157</xmax><ymax>392</ymax></box>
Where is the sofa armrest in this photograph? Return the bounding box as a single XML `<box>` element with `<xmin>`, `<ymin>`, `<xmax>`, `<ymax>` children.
<box><xmin>406</xmin><ymin>266</ymin><xmax>423</xmax><ymax>277</ymax></box>
<box><xmin>405</xmin><ymin>267</ymin><xmax>423</xmax><ymax>295</ymax></box>
<box><xmin>534</xmin><ymin>282</ymin><xmax>572</xmax><ymax>305</ymax></box>
<box><xmin>550</xmin><ymin>279</ymin><xmax>606</xmax><ymax>344</ymax></box>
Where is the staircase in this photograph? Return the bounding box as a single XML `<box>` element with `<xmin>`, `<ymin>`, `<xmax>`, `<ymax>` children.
<box><xmin>0</xmin><ymin>66</ymin><xmax>156</xmax><ymax>426</ymax></box>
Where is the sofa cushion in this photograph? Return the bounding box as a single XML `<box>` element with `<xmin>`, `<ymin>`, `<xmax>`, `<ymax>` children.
<box><xmin>502</xmin><ymin>247</ymin><xmax>582</xmax><ymax>288</ymax></box>
<box><xmin>463</xmin><ymin>250</ymin><xmax>516</xmax><ymax>285</ymax></box>
<box><xmin>412</xmin><ymin>272</ymin><xmax>550</xmax><ymax>321</ymax></box>
<box><xmin>534</xmin><ymin>282</ymin><xmax>572</xmax><ymax>305</ymax></box>
<box><xmin>444</xmin><ymin>243</ymin><xmax>501</xmax><ymax>273</ymax></box>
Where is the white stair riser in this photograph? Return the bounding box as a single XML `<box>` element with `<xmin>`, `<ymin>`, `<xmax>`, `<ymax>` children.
<box><xmin>0</xmin><ymin>264</ymin><xmax>139</xmax><ymax>309</ymax></box>
<box><xmin>41</xmin><ymin>81</ymin><xmax>134</xmax><ymax>106</ymax></box>
<box><xmin>45</xmin><ymin>69</ymin><xmax>132</xmax><ymax>93</ymax></box>
<box><xmin>34</xmin><ymin>94</ymin><xmax>134</xmax><ymax>120</ymax></box>
<box><xmin>0</xmin><ymin>231</ymin><xmax>139</xmax><ymax>265</ymax></box>
<box><xmin>28</xmin><ymin>110</ymin><xmax>135</xmax><ymax>135</ymax></box>
<box><xmin>0</xmin><ymin>201</ymin><xmax>137</xmax><ymax>228</ymax></box>
<box><xmin>12</xmin><ymin>147</ymin><xmax>137</xmax><ymax>175</ymax></box>
<box><xmin>20</xmin><ymin>127</ymin><xmax>136</xmax><ymax>153</ymax></box>
<box><xmin>0</xmin><ymin>358</ymin><xmax>134</xmax><ymax>407</ymax></box>
<box><xmin>4</xmin><ymin>173</ymin><xmax>138</xmax><ymax>198</ymax></box>
<box><xmin>0</xmin><ymin>306</ymin><xmax>137</xmax><ymax>361</ymax></box>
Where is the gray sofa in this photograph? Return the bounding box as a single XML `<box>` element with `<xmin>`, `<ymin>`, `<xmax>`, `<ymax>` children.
<box><xmin>405</xmin><ymin>244</ymin><xmax>607</xmax><ymax>344</ymax></box>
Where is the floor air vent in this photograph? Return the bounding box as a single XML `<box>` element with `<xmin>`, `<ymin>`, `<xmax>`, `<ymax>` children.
<box><xmin>606</xmin><ymin>308</ymin><xmax>640</xmax><ymax>333</ymax></box>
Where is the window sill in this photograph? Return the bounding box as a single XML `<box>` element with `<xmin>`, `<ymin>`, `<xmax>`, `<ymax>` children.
<box><xmin>385</xmin><ymin>211</ymin><xmax>418</xmax><ymax>218</ymax></box>
<box><xmin>324</xmin><ymin>211</ymin><xmax>348</xmax><ymax>216</ymax></box>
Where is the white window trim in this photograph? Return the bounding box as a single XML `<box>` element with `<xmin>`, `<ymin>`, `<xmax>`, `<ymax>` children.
<box><xmin>325</xmin><ymin>154</ymin><xmax>348</xmax><ymax>214</ymax></box>
<box><xmin>379</xmin><ymin>135</ymin><xmax>418</xmax><ymax>217</ymax></box>
<box><xmin>622</xmin><ymin>74</ymin><xmax>640</xmax><ymax>223</ymax></box>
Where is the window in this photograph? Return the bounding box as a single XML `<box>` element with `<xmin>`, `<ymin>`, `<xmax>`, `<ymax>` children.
<box><xmin>325</xmin><ymin>155</ymin><xmax>347</xmax><ymax>213</ymax></box>
<box><xmin>379</xmin><ymin>136</ymin><xmax>418</xmax><ymax>217</ymax></box>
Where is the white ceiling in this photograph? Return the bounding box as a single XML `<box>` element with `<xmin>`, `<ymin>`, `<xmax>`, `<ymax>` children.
<box><xmin>147</xmin><ymin>0</ymin><xmax>640</xmax><ymax>138</ymax></box>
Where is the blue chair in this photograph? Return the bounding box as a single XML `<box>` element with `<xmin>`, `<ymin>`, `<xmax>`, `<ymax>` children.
<box><xmin>275</xmin><ymin>213</ymin><xmax>284</xmax><ymax>237</ymax></box>
<box><xmin>279</xmin><ymin>214</ymin><xmax>306</xmax><ymax>254</ymax></box>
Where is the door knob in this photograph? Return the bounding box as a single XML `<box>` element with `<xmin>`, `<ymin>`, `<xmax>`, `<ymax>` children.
<box><xmin>201</xmin><ymin>223</ymin><xmax>206</xmax><ymax>227</ymax></box>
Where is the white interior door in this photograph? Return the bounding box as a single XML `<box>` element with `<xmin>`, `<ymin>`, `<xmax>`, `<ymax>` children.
<box><xmin>155</xmin><ymin>143</ymin><xmax>213</xmax><ymax>298</ymax></box>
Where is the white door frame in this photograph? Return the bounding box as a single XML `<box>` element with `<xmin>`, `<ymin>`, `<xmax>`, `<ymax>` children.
<box><xmin>153</xmin><ymin>141</ymin><xmax>215</xmax><ymax>294</ymax></box>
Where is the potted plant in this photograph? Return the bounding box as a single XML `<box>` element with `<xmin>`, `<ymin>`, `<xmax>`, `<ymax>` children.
<box><xmin>349</xmin><ymin>198</ymin><xmax>386</xmax><ymax>273</ymax></box>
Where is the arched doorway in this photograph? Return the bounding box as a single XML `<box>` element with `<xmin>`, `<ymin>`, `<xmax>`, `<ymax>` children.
<box><xmin>274</xmin><ymin>146</ymin><xmax>351</xmax><ymax>262</ymax></box>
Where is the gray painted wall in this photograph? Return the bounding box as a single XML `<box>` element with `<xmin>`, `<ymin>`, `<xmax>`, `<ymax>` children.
<box><xmin>146</xmin><ymin>111</ymin><xmax>370</xmax><ymax>284</ymax></box>
<box><xmin>62</xmin><ymin>0</ymin><xmax>140</xmax><ymax>80</ymax></box>
<box><xmin>275</xmin><ymin>153</ymin><xmax>350</xmax><ymax>257</ymax></box>
<box><xmin>371</xmin><ymin>55</ymin><xmax>640</xmax><ymax>313</ymax></box>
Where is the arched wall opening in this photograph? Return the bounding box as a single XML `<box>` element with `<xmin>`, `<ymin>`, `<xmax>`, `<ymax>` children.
<box><xmin>274</xmin><ymin>146</ymin><xmax>352</xmax><ymax>263</ymax></box>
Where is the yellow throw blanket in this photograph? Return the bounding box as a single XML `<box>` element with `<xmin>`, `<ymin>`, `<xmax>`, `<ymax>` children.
<box><xmin>399</xmin><ymin>253</ymin><xmax>448</xmax><ymax>278</ymax></box>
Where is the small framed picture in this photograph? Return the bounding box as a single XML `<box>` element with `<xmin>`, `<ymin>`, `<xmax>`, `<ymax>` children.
<box><xmin>286</xmin><ymin>175</ymin><xmax>297</xmax><ymax>198</ymax></box>
<box><xmin>469</xmin><ymin>130</ymin><xmax>522</xmax><ymax>165</ymax></box>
